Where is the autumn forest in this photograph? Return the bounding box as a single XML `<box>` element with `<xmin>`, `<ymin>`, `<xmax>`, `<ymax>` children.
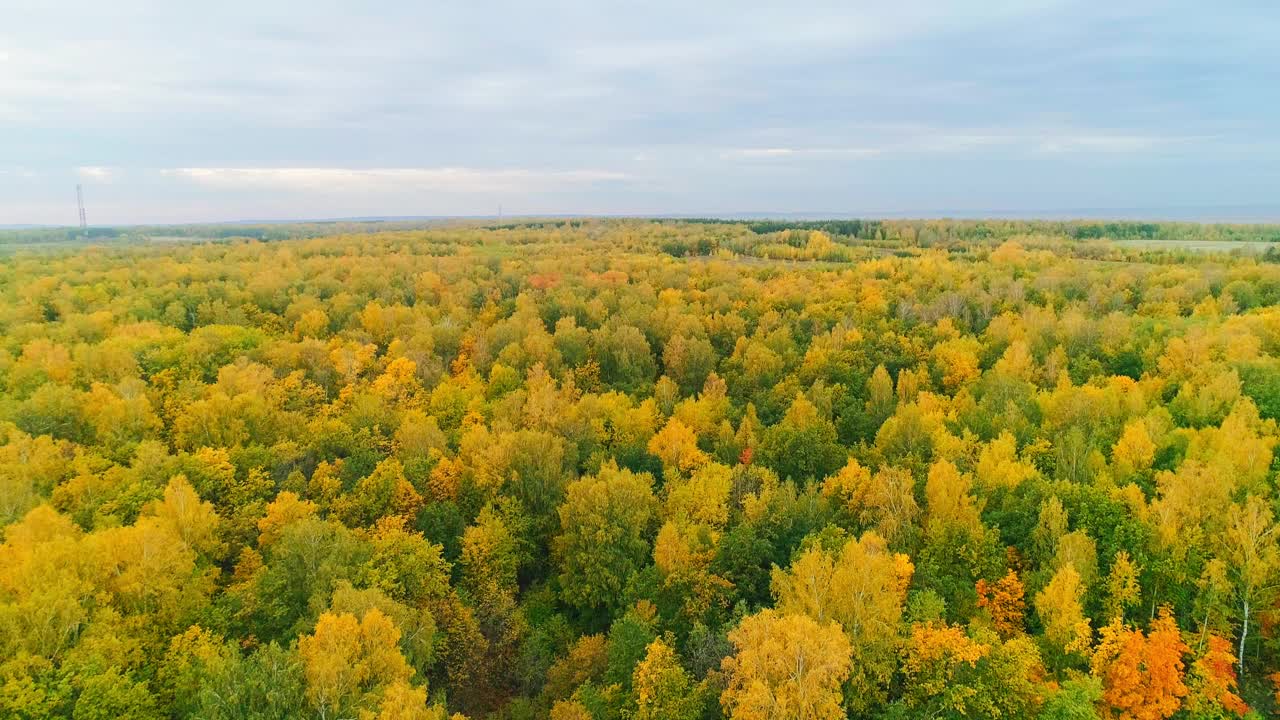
<box><xmin>5</xmin><ymin>218</ymin><xmax>1280</xmax><ymax>720</ymax></box>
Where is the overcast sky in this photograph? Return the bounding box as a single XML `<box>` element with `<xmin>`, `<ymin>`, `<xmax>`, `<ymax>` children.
<box><xmin>2</xmin><ymin>1</ymin><xmax>1278</xmax><ymax>225</ymax></box>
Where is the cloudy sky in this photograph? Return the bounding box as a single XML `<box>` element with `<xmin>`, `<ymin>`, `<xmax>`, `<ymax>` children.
<box><xmin>2</xmin><ymin>1</ymin><xmax>1278</xmax><ymax>225</ymax></box>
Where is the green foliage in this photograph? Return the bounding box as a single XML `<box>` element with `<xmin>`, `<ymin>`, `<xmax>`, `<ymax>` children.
<box><xmin>757</xmin><ymin>393</ymin><xmax>846</xmax><ymax>482</ymax></box>
<box><xmin>554</xmin><ymin>464</ymin><xmax>657</xmax><ymax>615</ymax></box>
<box><xmin>72</xmin><ymin>668</ymin><xmax>162</xmax><ymax>720</ymax></box>
<box><xmin>1037</xmin><ymin>676</ymin><xmax>1103</xmax><ymax>720</ymax></box>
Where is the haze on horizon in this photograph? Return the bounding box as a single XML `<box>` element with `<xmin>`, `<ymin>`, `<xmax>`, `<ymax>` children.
<box><xmin>2</xmin><ymin>1</ymin><xmax>1278</xmax><ymax>226</ymax></box>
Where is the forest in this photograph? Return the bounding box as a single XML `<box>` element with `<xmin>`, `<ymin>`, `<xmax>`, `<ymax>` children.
<box><xmin>3</xmin><ymin>217</ymin><xmax>1280</xmax><ymax>719</ymax></box>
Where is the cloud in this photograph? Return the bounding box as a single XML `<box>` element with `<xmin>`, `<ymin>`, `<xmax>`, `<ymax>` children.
<box><xmin>904</xmin><ymin>134</ymin><xmax>1012</xmax><ymax>153</ymax></box>
<box><xmin>3</xmin><ymin>2</ymin><xmax>1279</xmax><ymax>223</ymax></box>
<box><xmin>160</xmin><ymin>167</ymin><xmax>631</xmax><ymax>194</ymax></box>
<box><xmin>720</xmin><ymin>147</ymin><xmax>882</xmax><ymax>160</ymax></box>
<box><xmin>1036</xmin><ymin>133</ymin><xmax>1214</xmax><ymax>154</ymax></box>
<box><xmin>77</xmin><ymin>166</ymin><xmax>116</xmax><ymax>180</ymax></box>
<box><xmin>0</xmin><ymin>166</ymin><xmax>38</xmax><ymax>179</ymax></box>
<box><xmin>719</xmin><ymin>129</ymin><xmax>1216</xmax><ymax>161</ymax></box>
<box><xmin>721</xmin><ymin>148</ymin><xmax>796</xmax><ymax>159</ymax></box>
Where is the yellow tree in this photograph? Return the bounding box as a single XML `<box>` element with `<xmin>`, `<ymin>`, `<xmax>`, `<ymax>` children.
<box><xmin>663</xmin><ymin>461</ymin><xmax>732</xmax><ymax>530</ymax></box>
<box><xmin>298</xmin><ymin>609</ymin><xmax>415</xmax><ymax>720</ymax></box>
<box><xmin>1103</xmin><ymin>551</ymin><xmax>1142</xmax><ymax>623</ymax></box>
<box><xmin>1111</xmin><ymin>419</ymin><xmax>1156</xmax><ymax>480</ymax></box>
<box><xmin>257</xmin><ymin>491</ymin><xmax>319</xmax><ymax>548</ymax></box>
<box><xmin>899</xmin><ymin>622</ymin><xmax>991</xmax><ymax>714</ymax></box>
<box><xmin>771</xmin><ymin>531</ymin><xmax>911</xmax><ymax>711</ymax></box>
<box><xmin>148</xmin><ymin>474</ymin><xmax>222</xmax><ymax>558</ymax></box>
<box><xmin>865</xmin><ymin>364</ymin><xmax>896</xmax><ymax>424</ymax></box>
<box><xmin>459</xmin><ymin>505</ymin><xmax>519</xmax><ymax>598</ymax></box>
<box><xmin>549</xmin><ymin>700</ymin><xmax>593</xmax><ymax>720</ymax></box>
<box><xmin>925</xmin><ymin>459</ymin><xmax>982</xmax><ymax>533</ymax></box>
<box><xmin>1054</xmin><ymin>530</ymin><xmax>1099</xmax><ymax>591</ymax></box>
<box><xmin>543</xmin><ymin>634</ymin><xmax>608</xmax><ymax>700</ymax></box>
<box><xmin>371</xmin><ymin>680</ymin><xmax>451</xmax><ymax>720</ymax></box>
<box><xmin>975</xmin><ymin>432</ymin><xmax>1037</xmax><ymax>490</ymax></box>
<box><xmin>0</xmin><ymin>504</ymin><xmax>89</xmax><ymax>660</ymax></box>
<box><xmin>360</xmin><ymin>517</ymin><xmax>452</xmax><ymax>607</ymax></box>
<box><xmin>82</xmin><ymin>380</ymin><xmax>162</xmax><ymax>451</ymax></box>
<box><xmin>648</xmin><ymin>417</ymin><xmax>710</xmax><ymax>477</ymax></box>
<box><xmin>334</xmin><ymin>458</ymin><xmax>423</xmax><ymax>528</ymax></box>
<box><xmin>1220</xmin><ymin>496</ymin><xmax>1280</xmax><ymax>674</ymax></box>
<box><xmin>720</xmin><ymin>610</ymin><xmax>851</xmax><ymax>720</ymax></box>
<box><xmin>824</xmin><ymin>463</ymin><xmax>920</xmax><ymax>545</ymax></box>
<box><xmin>654</xmin><ymin>461</ymin><xmax>735</xmax><ymax>623</ymax></box>
<box><xmin>85</xmin><ymin>515</ymin><xmax>209</xmax><ymax>630</ymax></box>
<box><xmin>933</xmin><ymin>336</ymin><xmax>982</xmax><ymax>391</ymax></box>
<box><xmin>1031</xmin><ymin>496</ymin><xmax>1069</xmax><ymax>565</ymax></box>
<box><xmin>632</xmin><ymin>637</ymin><xmax>703</xmax><ymax>720</ymax></box>
<box><xmin>1035</xmin><ymin>564</ymin><xmax>1092</xmax><ymax>665</ymax></box>
<box><xmin>820</xmin><ymin>457</ymin><xmax>872</xmax><ymax>512</ymax></box>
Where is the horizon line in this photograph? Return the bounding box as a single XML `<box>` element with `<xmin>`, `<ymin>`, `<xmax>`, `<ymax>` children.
<box><xmin>8</xmin><ymin>203</ymin><xmax>1280</xmax><ymax>231</ymax></box>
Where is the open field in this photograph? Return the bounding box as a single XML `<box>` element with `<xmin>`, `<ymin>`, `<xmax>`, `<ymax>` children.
<box><xmin>1112</xmin><ymin>238</ymin><xmax>1275</xmax><ymax>253</ymax></box>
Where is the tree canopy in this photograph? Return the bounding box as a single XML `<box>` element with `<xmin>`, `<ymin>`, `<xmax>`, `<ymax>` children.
<box><xmin>3</xmin><ymin>217</ymin><xmax>1280</xmax><ymax>718</ymax></box>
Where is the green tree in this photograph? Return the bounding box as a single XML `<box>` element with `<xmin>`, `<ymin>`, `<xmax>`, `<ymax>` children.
<box><xmin>554</xmin><ymin>464</ymin><xmax>657</xmax><ymax>614</ymax></box>
<box><xmin>758</xmin><ymin>394</ymin><xmax>845</xmax><ymax>482</ymax></box>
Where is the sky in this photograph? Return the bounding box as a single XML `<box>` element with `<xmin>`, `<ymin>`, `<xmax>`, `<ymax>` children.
<box><xmin>2</xmin><ymin>0</ymin><xmax>1278</xmax><ymax>225</ymax></box>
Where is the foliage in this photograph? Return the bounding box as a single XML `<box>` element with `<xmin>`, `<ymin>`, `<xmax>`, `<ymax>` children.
<box><xmin>720</xmin><ymin>610</ymin><xmax>851</xmax><ymax>720</ymax></box>
<box><xmin>3</xmin><ymin>218</ymin><xmax>1280</xmax><ymax>717</ymax></box>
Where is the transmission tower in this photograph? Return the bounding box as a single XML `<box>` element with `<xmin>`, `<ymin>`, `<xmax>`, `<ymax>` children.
<box><xmin>76</xmin><ymin>184</ymin><xmax>87</xmax><ymax>236</ymax></box>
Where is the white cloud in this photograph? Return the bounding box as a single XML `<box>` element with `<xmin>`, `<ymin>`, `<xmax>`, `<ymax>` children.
<box><xmin>1036</xmin><ymin>134</ymin><xmax>1213</xmax><ymax>154</ymax></box>
<box><xmin>722</xmin><ymin>148</ymin><xmax>794</xmax><ymax>159</ymax></box>
<box><xmin>906</xmin><ymin>134</ymin><xmax>1012</xmax><ymax>153</ymax></box>
<box><xmin>719</xmin><ymin>129</ymin><xmax>1216</xmax><ymax>161</ymax></box>
<box><xmin>161</xmin><ymin>167</ymin><xmax>630</xmax><ymax>193</ymax></box>
<box><xmin>77</xmin><ymin>166</ymin><xmax>115</xmax><ymax>180</ymax></box>
<box><xmin>720</xmin><ymin>147</ymin><xmax>881</xmax><ymax>160</ymax></box>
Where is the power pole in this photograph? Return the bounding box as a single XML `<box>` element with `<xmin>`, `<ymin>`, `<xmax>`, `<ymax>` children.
<box><xmin>76</xmin><ymin>184</ymin><xmax>87</xmax><ymax>237</ymax></box>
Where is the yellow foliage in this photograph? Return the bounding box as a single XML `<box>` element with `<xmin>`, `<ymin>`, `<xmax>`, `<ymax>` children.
<box><xmin>1104</xmin><ymin>550</ymin><xmax>1143</xmax><ymax>622</ymax></box>
<box><xmin>369</xmin><ymin>681</ymin><xmax>447</xmax><ymax>720</ymax></box>
<box><xmin>933</xmin><ymin>337</ymin><xmax>982</xmax><ymax>391</ymax></box>
<box><xmin>664</xmin><ymin>462</ymin><xmax>732</xmax><ymax>528</ymax></box>
<box><xmin>925</xmin><ymin>458</ymin><xmax>982</xmax><ymax>532</ymax></box>
<box><xmin>820</xmin><ymin>457</ymin><xmax>872</xmax><ymax>510</ymax></box>
<box><xmin>544</xmin><ymin>634</ymin><xmax>608</xmax><ymax>699</ymax></box>
<box><xmin>772</xmin><ymin>531</ymin><xmax>911</xmax><ymax>642</ymax></box>
<box><xmin>549</xmin><ymin>700</ymin><xmax>593</xmax><ymax>720</ymax></box>
<box><xmin>633</xmin><ymin>638</ymin><xmax>700</xmax><ymax>720</ymax></box>
<box><xmin>993</xmin><ymin>340</ymin><xmax>1037</xmax><ymax>382</ymax></box>
<box><xmin>1036</xmin><ymin>564</ymin><xmax>1092</xmax><ymax>657</ymax></box>
<box><xmin>1112</xmin><ymin>419</ymin><xmax>1156</xmax><ymax>479</ymax></box>
<box><xmin>257</xmin><ymin>490</ymin><xmax>318</xmax><ymax>547</ymax></box>
<box><xmin>904</xmin><ymin>622</ymin><xmax>990</xmax><ymax>675</ymax></box>
<box><xmin>298</xmin><ymin>609</ymin><xmax>414</xmax><ymax>718</ymax></box>
<box><xmin>148</xmin><ymin>474</ymin><xmax>221</xmax><ymax>557</ymax></box>
<box><xmin>975</xmin><ymin>432</ymin><xmax>1037</xmax><ymax>489</ymax></box>
<box><xmin>720</xmin><ymin>610</ymin><xmax>851</xmax><ymax>720</ymax></box>
<box><xmin>649</xmin><ymin>417</ymin><xmax>711</xmax><ymax>476</ymax></box>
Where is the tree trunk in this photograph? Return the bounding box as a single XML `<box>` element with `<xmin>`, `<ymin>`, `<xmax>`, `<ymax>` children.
<box><xmin>1200</xmin><ymin>608</ymin><xmax>1210</xmax><ymax>653</ymax></box>
<box><xmin>1238</xmin><ymin>598</ymin><xmax>1250</xmax><ymax>675</ymax></box>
